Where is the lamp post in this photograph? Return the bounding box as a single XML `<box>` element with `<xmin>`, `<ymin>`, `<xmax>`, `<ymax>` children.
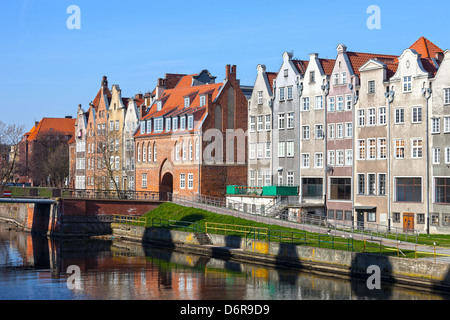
<box><xmin>349</xmin><ymin>83</ymin><xmax>359</xmax><ymax>228</ymax></box>
<box><xmin>385</xmin><ymin>88</ymin><xmax>395</xmax><ymax>233</ymax></box>
<box><xmin>321</xmin><ymin>81</ymin><xmax>329</xmax><ymax>214</ymax></box>
<box><xmin>422</xmin><ymin>86</ymin><xmax>432</xmax><ymax>235</ymax></box>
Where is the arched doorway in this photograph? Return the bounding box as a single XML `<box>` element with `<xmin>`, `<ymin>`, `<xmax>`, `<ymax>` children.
<box><xmin>160</xmin><ymin>172</ymin><xmax>173</xmax><ymax>200</ymax></box>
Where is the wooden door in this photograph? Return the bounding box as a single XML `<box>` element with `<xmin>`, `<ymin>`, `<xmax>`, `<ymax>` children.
<box><xmin>403</xmin><ymin>213</ymin><xmax>414</xmax><ymax>232</ymax></box>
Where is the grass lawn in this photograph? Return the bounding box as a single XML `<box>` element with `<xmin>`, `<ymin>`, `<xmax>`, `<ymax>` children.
<box><xmin>139</xmin><ymin>203</ymin><xmax>422</xmax><ymax>258</ymax></box>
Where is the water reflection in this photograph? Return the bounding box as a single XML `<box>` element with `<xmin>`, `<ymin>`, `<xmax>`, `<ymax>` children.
<box><xmin>0</xmin><ymin>222</ymin><xmax>449</xmax><ymax>300</ymax></box>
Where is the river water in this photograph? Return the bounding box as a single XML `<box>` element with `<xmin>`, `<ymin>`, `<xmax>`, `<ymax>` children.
<box><xmin>0</xmin><ymin>222</ymin><xmax>449</xmax><ymax>301</ymax></box>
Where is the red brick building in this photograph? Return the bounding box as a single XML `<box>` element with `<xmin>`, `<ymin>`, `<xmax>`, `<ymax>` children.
<box><xmin>134</xmin><ymin>65</ymin><xmax>251</xmax><ymax>198</ymax></box>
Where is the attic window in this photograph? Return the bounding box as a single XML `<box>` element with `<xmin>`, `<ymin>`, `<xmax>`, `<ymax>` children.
<box><xmin>200</xmin><ymin>95</ymin><xmax>206</xmax><ymax>107</ymax></box>
<box><xmin>184</xmin><ymin>97</ymin><xmax>190</xmax><ymax>108</ymax></box>
<box><xmin>157</xmin><ymin>101</ymin><xmax>162</xmax><ymax>111</ymax></box>
<box><xmin>284</xmin><ymin>69</ymin><xmax>288</xmax><ymax>77</ymax></box>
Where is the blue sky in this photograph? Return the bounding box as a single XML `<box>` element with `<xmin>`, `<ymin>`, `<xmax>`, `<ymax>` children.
<box><xmin>0</xmin><ymin>0</ymin><xmax>448</xmax><ymax>129</ymax></box>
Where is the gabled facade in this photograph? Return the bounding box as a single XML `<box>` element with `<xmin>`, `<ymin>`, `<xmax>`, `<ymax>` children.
<box><xmin>247</xmin><ymin>64</ymin><xmax>277</xmax><ymax>187</ymax></box>
<box><xmin>272</xmin><ymin>52</ymin><xmax>308</xmax><ymax>187</ymax></box>
<box><xmin>298</xmin><ymin>53</ymin><xmax>334</xmax><ymax>214</ymax></box>
<box><xmin>134</xmin><ymin>65</ymin><xmax>251</xmax><ymax>198</ymax></box>
<box><xmin>74</xmin><ymin>104</ymin><xmax>88</xmax><ymax>189</ymax></box>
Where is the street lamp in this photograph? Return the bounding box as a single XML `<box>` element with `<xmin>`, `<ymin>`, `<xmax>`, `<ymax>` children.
<box><xmin>422</xmin><ymin>86</ymin><xmax>432</xmax><ymax>235</ymax></box>
<box><xmin>385</xmin><ymin>87</ymin><xmax>395</xmax><ymax>233</ymax></box>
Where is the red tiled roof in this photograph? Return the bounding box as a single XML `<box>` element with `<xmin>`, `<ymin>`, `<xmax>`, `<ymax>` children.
<box><xmin>92</xmin><ymin>87</ymin><xmax>112</xmax><ymax>110</ymax></box>
<box><xmin>265</xmin><ymin>72</ymin><xmax>278</xmax><ymax>94</ymax></box>
<box><xmin>318</xmin><ymin>58</ymin><xmax>336</xmax><ymax>76</ymax></box>
<box><xmin>26</xmin><ymin>118</ymin><xmax>76</xmax><ymax>141</ymax></box>
<box><xmin>165</xmin><ymin>73</ymin><xmax>187</xmax><ymax>89</ymax></box>
<box><xmin>410</xmin><ymin>36</ymin><xmax>443</xmax><ymax>59</ymax></box>
<box><xmin>346</xmin><ymin>51</ymin><xmax>398</xmax><ymax>77</ymax></box>
<box><xmin>292</xmin><ymin>59</ymin><xmax>309</xmax><ymax>75</ymax></box>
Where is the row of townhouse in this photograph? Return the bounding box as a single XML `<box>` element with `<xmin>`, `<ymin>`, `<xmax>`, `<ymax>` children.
<box><xmin>70</xmin><ymin>36</ymin><xmax>450</xmax><ymax>234</ymax></box>
<box><xmin>248</xmin><ymin>37</ymin><xmax>450</xmax><ymax>233</ymax></box>
<box><xmin>71</xmin><ymin>65</ymin><xmax>252</xmax><ymax>199</ymax></box>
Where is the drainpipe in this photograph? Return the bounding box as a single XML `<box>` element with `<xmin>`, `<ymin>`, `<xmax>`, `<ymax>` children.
<box><xmin>350</xmin><ymin>82</ymin><xmax>359</xmax><ymax>227</ymax></box>
<box><xmin>422</xmin><ymin>85</ymin><xmax>432</xmax><ymax>235</ymax></box>
<box><xmin>321</xmin><ymin>81</ymin><xmax>329</xmax><ymax>215</ymax></box>
<box><xmin>297</xmin><ymin>80</ymin><xmax>303</xmax><ymax>204</ymax></box>
<box><xmin>385</xmin><ymin>87</ymin><xmax>395</xmax><ymax>233</ymax></box>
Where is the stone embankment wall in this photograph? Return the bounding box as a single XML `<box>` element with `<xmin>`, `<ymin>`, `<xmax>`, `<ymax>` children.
<box><xmin>112</xmin><ymin>223</ymin><xmax>450</xmax><ymax>292</ymax></box>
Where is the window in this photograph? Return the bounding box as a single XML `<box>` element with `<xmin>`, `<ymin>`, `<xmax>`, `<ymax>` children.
<box><xmin>200</xmin><ymin>95</ymin><xmax>206</xmax><ymax>107</ymax></box>
<box><xmin>315</xmin><ymin>124</ymin><xmax>324</xmax><ymax>139</ymax></box>
<box><xmin>368</xmin><ymin>80</ymin><xmax>375</xmax><ymax>94</ymax></box>
<box><xmin>337</xmin><ymin>96</ymin><xmax>344</xmax><ymax>111</ymax></box>
<box><xmin>329</xmin><ymin>178</ymin><xmax>351</xmax><ymax>200</ymax></box>
<box><xmin>249</xmin><ymin>170</ymin><xmax>255</xmax><ymax>186</ymax></box>
<box><xmin>357</xmin><ymin>174</ymin><xmax>365</xmax><ymax>195</ymax></box>
<box><xmin>180</xmin><ymin>174</ymin><xmax>186</xmax><ymax>189</ymax></box>
<box><xmin>367</xmin><ymin>212</ymin><xmax>376</xmax><ymax>222</ymax></box>
<box><xmin>315</xmin><ymin>153</ymin><xmax>323</xmax><ymax>168</ymax></box>
<box><xmin>278</xmin><ymin>171</ymin><xmax>283</xmax><ymax>186</ymax></box>
<box><xmin>328</xmin><ymin>97</ymin><xmax>335</xmax><ymax>112</ymax></box>
<box><xmin>358</xmin><ymin>109</ymin><xmax>365</xmax><ymax>127</ymax></box>
<box><xmin>287</xmin><ymin>171</ymin><xmax>294</xmax><ymax>186</ymax></box>
<box><xmin>396</xmin><ymin>177</ymin><xmax>421</xmax><ymax>202</ymax></box>
<box><xmin>418</xmin><ymin>214</ymin><xmax>425</xmax><ymax>224</ymax></box>
<box><xmin>302</xmin><ymin>125</ymin><xmax>310</xmax><ymax>140</ymax></box>
<box><xmin>395</xmin><ymin>108</ymin><xmax>404</xmax><ymax>124</ymax></box>
<box><xmin>286</xmin><ymin>141</ymin><xmax>294</xmax><ymax>157</ymax></box>
<box><xmin>137</xmin><ymin>145</ymin><xmax>141</xmax><ymax>162</ymax></box>
<box><xmin>140</xmin><ymin>121</ymin><xmax>145</xmax><ymax>134</ymax></box>
<box><xmin>378</xmin><ymin>138</ymin><xmax>387</xmax><ymax>159</ymax></box>
<box><xmin>301</xmin><ymin>153</ymin><xmax>310</xmax><ymax>168</ymax></box>
<box><xmin>345</xmin><ymin>95</ymin><xmax>352</xmax><ymax>110</ymax></box>
<box><xmin>336</xmin><ymin>210</ymin><xmax>344</xmax><ymax>220</ymax></box>
<box><xmin>435</xmin><ymin>178</ymin><xmax>450</xmax><ymax>204</ymax></box>
<box><xmin>257</xmin><ymin>142</ymin><xmax>264</xmax><ymax>159</ymax></box>
<box><xmin>358</xmin><ymin>140</ymin><xmax>365</xmax><ymax>160</ymax></box>
<box><xmin>250</xmin><ymin>116</ymin><xmax>256</xmax><ymax>132</ymax></box>
<box><xmin>345</xmin><ymin>123</ymin><xmax>352</xmax><ymax>138</ymax></box>
<box><xmin>393</xmin><ymin>212</ymin><xmax>400</xmax><ymax>223</ymax></box>
<box><xmin>336</xmin><ymin>150</ymin><xmax>344</xmax><ymax>166</ymax></box>
<box><xmin>395</xmin><ymin>140</ymin><xmax>405</xmax><ymax>159</ymax></box>
<box><xmin>265</xmin><ymin>171</ymin><xmax>271</xmax><ymax>186</ymax></box>
<box><xmin>184</xmin><ymin>97</ymin><xmax>190</xmax><ymax>108</ymax></box>
<box><xmin>182</xmin><ymin>142</ymin><xmax>187</xmax><ymax>161</ymax></box>
<box><xmin>265</xmin><ymin>142</ymin><xmax>271</xmax><ymax>158</ymax></box>
<box><xmin>345</xmin><ymin>149</ymin><xmax>352</xmax><ymax>166</ymax></box>
<box><xmin>302</xmin><ymin>97</ymin><xmax>310</xmax><ymax>111</ymax></box>
<box><xmin>195</xmin><ymin>139</ymin><xmax>200</xmax><ymax>161</ymax></box>
<box><xmin>265</xmin><ymin>115</ymin><xmax>271</xmax><ymax>131</ymax></box>
<box><xmin>446</xmin><ymin>147</ymin><xmax>450</xmax><ymax>164</ymax></box>
<box><xmin>345</xmin><ymin>211</ymin><xmax>352</xmax><ymax>221</ymax></box>
<box><xmin>333</xmin><ymin>73</ymin><xmax>339</xmax><ymax>85</ymax></box>
<box><xmin>341</xmin><ymin>72</ymin><xmax>347</xmax><ymax>84</ymax></box>
<box><xmin>328</xmin><ymin>150</ymin><xmax>335</xmax><ymax>165</ymax></box>
<box><xmin>157</xmin><ymin>101</ymin><xmax>162</xmax><ymax>111</ymax></box>
<box><xmin>180</xmin><ymin>116</ymin><xmax>186</xmax><ymax>130</ymax></box>
<box><xmin>115</xmin><ymin>120</ymin><xmax>120</xmax><ymax>131</ymax></box>
<box><xmin>154</xmin><ymin>144</ymin><xmax>157</xmax><ymax>161</ymax></box>
<box><xmin>445</xmin><ymin>89</ymin><xmax>450</xmax><ymax>104</ymax></box>
<box><xmin>328</xmin><ymin>124</ymin><xmax>335</xmax><ymax>139</ymax></box>
<box><xmin>287</xmin><ymin>112</ymin><xmax>294</xmax><ymax>128</ymax></box>
<box><xmin>154</xmin><ymin>118</ymin><xmax>163</xmax><ymax>132</ymax></box>
<box><xmin>315</xmin><ymin>95</ymin><xmax>323</xmax><ymax>109</ymax></box>
<box><xmin>378</xmin><ymin>107</ymin><xmax>386</xmax><ymax>125</ymax></box>
<box><xmin>310</xmin><ymin>71</ymin><xmax>315</xmax><ymax>83</ymax></box>
<box><xmin>142</xmin><ymin>146</ymin><xmax>146</xmax><ymax>162</ymax></box>
<box><xmin>142</xmin><ymin>173</ymin><xmax>147</xmax><ymax>188</ymax></box>
<box><xmin>173</xmin><ymin>117</ymin><xmax>178</xmax><ymax>131</ymax></box>
<box><xmin>188</xmin><ymin>174</ymin><xmax>194</xmax><ymax>189</ymax></box>
<box><xmin>189</xmin><ymin>141</ymin><xmax>193</xmax><ymax>160</ymax></box>
<box><xmin>411</xmin><ymin>139</ymin><xmax>423</xmax><ymax>158</ymax></box>
<box><xmin>432</xmin><ymin>118</ymin><xmax>440</xmax><ymax>134</ymax></box>
<box><xmin>257</xmin><ymin>91</ymin><xmax>263</xmax><ymax>105</ymax></box>
<box><xmin>336</xmin><ymin>123</ymin><xmax>344</xmax><ymax>139</ymax></box>
<box><xmin>278</xmin><ymin>113</ymin><xmax>285</xmax><ymax>129</ymax></box>
<box><xmin>368</xmin><ymin>174</ymin><xmax>376</xmax><ymax>195</ymax></box>
<box><xmin>412</xmin><ymin>107</ymin><xmax>422</xmax><ymax>123</ymax></box>
<box><xmin>278</xmin><ymin>141</ymin><xmax>285</xmax><ymax>157</ymax></box>
<box><xmin>433</xmin><ymin>148</ymin><xmax>440</xmax><ymax>164</ymax></box>
<box><xmin>175</xmin><ymin>143</ymin><xmax>180</xmax><ymax>161</ymax></box>
<box><xmin>257</xmin><ymin>170</ymin><xmax>263</xmax><ymax>186</ymax></box>
<box><xmin>368</xmin><ymin>108</ymin><xmax>376</xmax><ymax>126</ymax></box>
<box><xmin>302</xmin><ymin>178</ymin><xmax>323</xmax><ymax>198</ymax></box>
<box><xmin>403</xmin><ymin>76</ymin><xmax>412</xmax><ymax>92</ymax></box>
<box><xmin>253</xmin><ymin>115</ymin><xmax>262</xmax><ymax>132</ymax></box>
<box><xmin>444</xmin><ymin>117</ymin><xmax>450</xmax><ymax>133</ymax></box>
<box><xmin>146</xmin><ymin>120</ymin><xmax>152</xmax><ymax>133</ymax></box>
<box><xmin>165</xmin><ymin>118</ymin><xmax>171</xmax><ymax>132</ymax></box>
<box><xmin>328</xmin><ymin>210</ymin><xmax>335</xmax><ymax>219</ymax></box>
<box><xmin>379</xmin><ymin>174</ymin><xmax>386</xmax><ymax>195</ymax></box>
<box><xmin>287</xmin><ymin>86</ymin><xmax>293</xmax><ymax>100</ymax></box>
<box><xmin>368</xmin><ymin>139</ymin><xmax>376</xmax><ymax>160</ymax></box>
<box><xmin>279</xmin><ymin>87</ymin><xmax>285</xmax><ymax>101</ymax></box>
<box><xmin>109</xmin><ymin>121</ymin><xmax>114</xmax><ymax>131</ymax></box>
<box><xmin>188</xmin><ymin>115</ymin><xmax>194</xmax><ymax>130</ymax></box>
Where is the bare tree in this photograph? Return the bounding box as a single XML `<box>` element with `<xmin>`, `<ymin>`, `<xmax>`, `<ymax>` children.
<box><xmin>0</xmin><ymin>121</ymin><xmax>24</xmax><ymax>189</ymax></box>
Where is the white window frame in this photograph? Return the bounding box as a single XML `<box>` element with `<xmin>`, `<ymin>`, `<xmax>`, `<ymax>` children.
<box><xmin>286</xmin><ymin>141</ymin><xmax>294</xmax><ymax>157</ymax></box>
<box><xmin>315</xmin><ymin>95</ymin><xmax>323</xmax><ymax>110</ymax></box>
<box><xmin>432</xmin><ymin>118</ymin><xmax>440</xmax><ymax>134</ymax></box>
<box><xmin>188</xmin><ymin>173</ymin><xmax>194</xmax><ymax>189</ymax></box>
<box><xmin>180</xmin><ymin>173</ymin><xmax>186</xmax><ymax>189</ymax></box>
<box><xmin>315</xmin><ymin>152</ymin><xmax>323</xmax><ymax>168</ymax></box>
<box><xmin>403</xmin><ymin>76</ymin><xmax>412</xmax><ymax>92</ymax></box>
<box><xmin>278</xmin><ymin>141</ymin><xmax>286</xmax><ymax>158</ymax></box>
<box><xmin>301</xmin><ymin>153</ymin><xmax>310</xmax><ymax>168</ymax></box>
<box><xmin>378</xmin><ymin>107</ymin><xmax>386</xmax><ymax>125</ymax></box>
<box><xmin>328</xmin><ymin>123</ymin><xmax>335</xmax><ymax>139</ymax></box>
<box><xmin>250</xmin><ymin>116</ymin><xmax>256</xmax><ymax>132</ymax></box>
<box><xmin>328</xmin><ymin>150</ymin><xmax>335</xmax><ymax>166</ymax></box>
<box><xmin>433</xmin><ymin>148</ymin><xmax>441</xmax><ymax>164</ymax></box>
<box><xmin>395</xmin><ymin>108</ymin><xmax>404</xmax><ymax>124</ymax></box>
<box><xmin>302</xmin><ymin>125</ymin><xmax>310</xmax><ymax>140</ymax></box>
<box><xmin>412</xmin><ymin>107</ymin><xmax>422</xmax><ymax>124</ymax></box>
<box><xmin>278</xmin><ymin>113</ymin><xmax>285</xmax><ymax>129</ymax></box>
<box><xmin>358</xmin><ymin>109</ymin><xmax>365</xmax><ymax>127</ymax></box>
<box><xmin>368</xmin><ymin>108</ymin><xmax>376</xmax><ymax>126</ymax></box>
<box><xmin>411</xmin><ymin>138</ymin><xmax>423</xmax><ymax>159</ymax></box>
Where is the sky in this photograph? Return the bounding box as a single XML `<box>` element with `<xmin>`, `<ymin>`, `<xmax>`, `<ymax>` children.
<box><xmin>0</xmin><ymin>0</ymin><xmax>448</xmax><ymax>130</ymax></box>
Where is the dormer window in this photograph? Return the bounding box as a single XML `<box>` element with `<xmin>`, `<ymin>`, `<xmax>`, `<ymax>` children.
<box><xmin>157</xmin><ymin>101</ymin><xmax>162</xmax><ymax>111</ymax></box>
<box><xmin>180</xmin><ymin>116</ymin><xmax>186</xmax><ymax>130</ymax></box>
<box><xmin>140</xmin><ymin>121</ymin><xmax>145</xmax><ymax>134</ymax></box>
<box><xmin>166</xmin><ymin>118</ymin><xmax>171</xmax><ymax>132</ymax></box>
<box><xmin>154</xmin><ymin>118</ymin><xmax>163</xmax><ymax>132</ymax></box>
<box><xmin>184</xmin><ymin>97</ymin><xmax>190</xmax><ymax>108</ymax></box>
<box><xmin>200</xmin><ymin>95</ymin><xmax>206</xmax><ymax>107</ymax></box>
<box><xmin>188</xmin><ymin>115</ymin><xmax>194</xmax><ymax>130</ymax></box>
<box><xmin>173</xmin><ymin>117</ymin><xmax>178</xmax><ymax>131</ymax></box>
<box><xmin>146</xmin><ymin>120</ymin><xmax>152</xmax><ymax>134</ymax></box>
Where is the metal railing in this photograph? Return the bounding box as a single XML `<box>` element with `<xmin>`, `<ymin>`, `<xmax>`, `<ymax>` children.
<box><xmin>62</xmin><ymin>188</ymin><xmax>165</xmax><ymax>201</ymax></box>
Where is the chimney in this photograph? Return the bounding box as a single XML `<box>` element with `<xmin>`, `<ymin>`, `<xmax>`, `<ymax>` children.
<box><xmin>65</xmin><ymin>116</ymin><xmax>73</xmax><ymax>119</ymax></box>
<box><xmin>135</xmin><ymin>93</ymin><xmax>143</xmax><ymax>100</ymax></box>
<box><xmin>156</xmin><ymin>78</ymin><xmax>166</xmax><ymax>99</ymax></box>
<box><xmin>225</xmin><ymin>65</ymin><xmax>236</xmax><ymax>81</ymax></box>
<box><xmin>102</xmin><ymin>76</ymin><xmax>108</xmax><ymax>88</ymax></box>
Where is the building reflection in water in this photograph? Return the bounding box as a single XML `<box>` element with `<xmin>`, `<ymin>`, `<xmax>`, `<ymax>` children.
<box><xmin>0</xmin><ymin>223</ymin><xmax>449</xmax><ymax>300</ymax></box>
